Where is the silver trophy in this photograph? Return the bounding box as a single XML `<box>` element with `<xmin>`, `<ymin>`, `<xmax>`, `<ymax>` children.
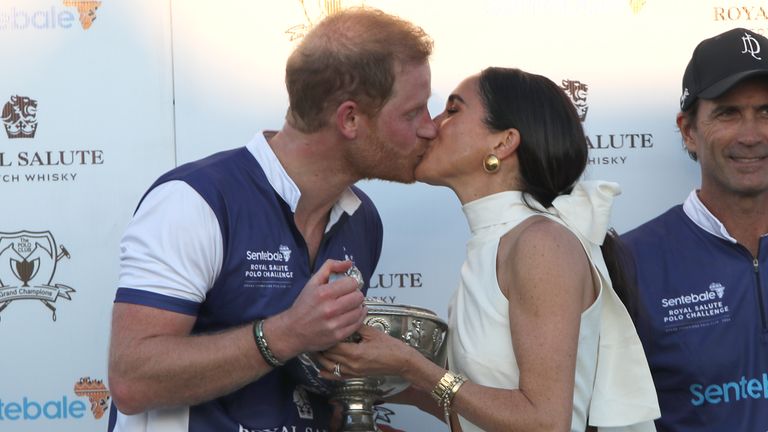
<box><xmin>291</xmin><ymin>298</ymin><xmax>448</xmax><ymax>432</ymax></box>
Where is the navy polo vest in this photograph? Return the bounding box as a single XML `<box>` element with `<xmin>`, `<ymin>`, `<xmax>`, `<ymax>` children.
<box><xmin>623</xmin><ymin>206</ymin><xmax>768</xmax><ymax>431</ymax></box>
<box><xmin>111</xmin><ymin>147</ymin><xmax>383</xmax><ymax>432</ymax></box>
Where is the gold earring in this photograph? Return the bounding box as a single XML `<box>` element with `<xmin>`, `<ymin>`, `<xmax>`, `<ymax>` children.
<box><xmin>483</xmin><ymin>154</ymin><xmax>500</xmax><ymax>173</ymax></box>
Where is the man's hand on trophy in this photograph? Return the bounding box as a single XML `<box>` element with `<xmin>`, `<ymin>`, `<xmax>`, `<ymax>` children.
<box><xmin>266</xmin><ymin>259</ymin><xmax>367</xmax><ymax>362</ymax></box>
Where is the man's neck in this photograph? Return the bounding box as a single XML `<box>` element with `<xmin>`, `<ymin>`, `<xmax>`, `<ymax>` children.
<box><xmin>266</xmin><ymin>127</ymin><xmax>359</xmax><ymax>263</ymax></box>
<box><xmin>698</xmin><ymin>189</ymin><xmax>768</xmax><ymax>256</ymax></box>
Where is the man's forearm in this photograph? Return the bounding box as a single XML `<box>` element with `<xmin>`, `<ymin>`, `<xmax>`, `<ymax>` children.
<box><xmin>109</xmin><ymin>307</ymin><xmax>272</xmax><ymax>414</ymax></box>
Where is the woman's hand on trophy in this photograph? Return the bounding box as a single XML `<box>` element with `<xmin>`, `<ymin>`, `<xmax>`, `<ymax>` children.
<box><xmin>315</xmin><ymin>325</ymin><xmax>419</xmax><ymax>380</ymax></box>
<box><xmin>266</xmin><ymin>259</ymin><xmax>367</xmax><ymax>362</ymax></box>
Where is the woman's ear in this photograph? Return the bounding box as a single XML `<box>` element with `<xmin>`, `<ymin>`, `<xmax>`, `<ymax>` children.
<box><xmin>494</xmin><ymin>128</ymin><xmax>520</xmax><ymax>160</ymax></box>
<box><xmin>336</xmin><ymin>101</ymin><xmax>360</xmax><ymax>139</ymax></box>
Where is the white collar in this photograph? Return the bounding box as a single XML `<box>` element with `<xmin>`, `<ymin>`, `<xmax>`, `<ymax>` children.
<box><xmin>682</xmin><ymin>190</ymin><xmax>738</xmax><ymax>243</ymax></box>
<box><xmin>246</xmin><ymin>131</ymin><xmax>362</xmax><ymax>233</ymax></box>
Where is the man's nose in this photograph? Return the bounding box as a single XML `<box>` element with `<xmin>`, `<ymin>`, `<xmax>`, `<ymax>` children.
<box><xmin>738</xmin><ymin>115</ymin><xmax>768</xmax><ymax>146</ymax></box>
<box><xmin>418</xmin><ymin>114</ymin><xmax>438</xmax><ymax>139</ymax></box>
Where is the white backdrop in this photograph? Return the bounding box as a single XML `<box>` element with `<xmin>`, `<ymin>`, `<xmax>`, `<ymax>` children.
<box><xmin>1</xmin><ymin>0</ymin><xmax>763</xmax><ymax>430</ymax></box>
<box><xmin>0</xmin><ymin>0</ymin><xmax>174</xmax><ymax>431</ymax></box>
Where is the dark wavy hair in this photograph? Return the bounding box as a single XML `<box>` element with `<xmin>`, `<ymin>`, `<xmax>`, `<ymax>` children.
<box><xmin>477</xmin><ymin>67</ymin><xmax>635</xmax><ymax>312</ymax></box>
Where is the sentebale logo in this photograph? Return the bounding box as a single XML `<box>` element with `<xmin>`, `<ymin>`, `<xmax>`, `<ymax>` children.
<box><xmin>246</xmin><ymin>245</ymin><xmax>292</xmax><ymax>262</ymax></box>
<box><xmin>73</xmin><ymin>377</ymin><xmax>110</xmax><ymax>420</ymax></box>
<box><xmin>62</xmin><ymin>0</ymin><xmax>101</xmax><ymax>30</ymax></box>
<box><xmin>709</xmin><ymin>282</ymin><xmax>725</xmax><ymax>298</ymax></box>
<box><xmin>0</xmin><ymin>2</ymin><xmax>101</xmax><ymax>31</ymax></box>
<box><xmin>690</xmin><ymin>372</ymin><xmax>768</xmax><ymax>406</ymax></box>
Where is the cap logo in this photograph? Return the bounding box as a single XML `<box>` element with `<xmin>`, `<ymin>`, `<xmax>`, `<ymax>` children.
<box><xmin>680</xmin><ymin>88</ymin><xmax>689</xmax><ymax>109</ymax></box>
<box><xmin>742</xmin><ymin>32</ymin><xmax>762</xmax><ymax>60</ymax></box>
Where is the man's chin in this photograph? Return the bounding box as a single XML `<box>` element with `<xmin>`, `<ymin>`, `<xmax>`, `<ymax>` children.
<box><xmin>365</xmin><ymin>165</ymin><xmax>418</xmax><ymax>184</ymax></box>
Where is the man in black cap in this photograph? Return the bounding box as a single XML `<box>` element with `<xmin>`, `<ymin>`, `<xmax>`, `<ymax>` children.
<box><xmin>623</xmin><ymin>28</ymin><xmax>768</xmax><ymax>430</ymax></box>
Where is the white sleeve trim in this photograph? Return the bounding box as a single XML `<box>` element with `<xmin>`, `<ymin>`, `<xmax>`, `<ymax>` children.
<box><xmin>118</xmin><ymin>180</ymin><xmax>223</xmax><ymax>304</ymax></box>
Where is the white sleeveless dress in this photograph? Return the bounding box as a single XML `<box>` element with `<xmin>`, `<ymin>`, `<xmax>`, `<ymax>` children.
<box><xmin>447</xmin><ymin>181</ymin><xmax>659</xmax><ymax>432</ymax></box>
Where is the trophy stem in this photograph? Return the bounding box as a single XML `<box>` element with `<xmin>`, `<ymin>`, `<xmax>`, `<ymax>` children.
<box><xmin>332</xmin><ymin>379</ymin><xmax>383</xmax><ymax>432</ymax></box>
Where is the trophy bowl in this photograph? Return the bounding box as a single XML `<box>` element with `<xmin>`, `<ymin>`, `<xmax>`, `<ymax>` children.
<box><xmin>288</xmin><ymin>300</ymin><xmax>448</xmax><ymax>432</ymax></box>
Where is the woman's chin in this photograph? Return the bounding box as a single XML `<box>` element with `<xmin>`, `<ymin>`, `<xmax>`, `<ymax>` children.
<box><xmin>414</xmin><ymin>170</ymin><xmax>435</xmax><ymax>185</ymax></box>
<box><xmin>414</xmin><ymin>165</ymin><xmax>437</xmax><ymax>185</ymax></box>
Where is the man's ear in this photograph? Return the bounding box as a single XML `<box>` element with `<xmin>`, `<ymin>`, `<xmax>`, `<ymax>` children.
<box><xmin>677</xmin><ymin>112</ymin><xmax>697</xmax><ymax>156</ymax></box>
<box><xmin>494</xmin><ymin>128</ymin><xmax>521</xmax><ymax>161</ymax></box>
<box><xmin>336</xmin><ymin>101</ymin><xmax>360</xmax><ymax>139</ymax></box>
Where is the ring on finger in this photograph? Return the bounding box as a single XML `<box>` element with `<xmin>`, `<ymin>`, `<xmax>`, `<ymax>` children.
<box><xmin>333</xmin><ymin>362</ymin><xmax>342</xmax><ymax>377</ymax></box>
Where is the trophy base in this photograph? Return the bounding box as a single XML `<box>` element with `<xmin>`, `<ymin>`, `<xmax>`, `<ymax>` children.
<box><xmin>333</xmin><ymin>379</ymin><xmax>384</xmax><ymax>432</ymax></box>
<box><xmin>338</xmin><ymin>408</ymin><xmax>382</xmax><ymax>432</ymax></box>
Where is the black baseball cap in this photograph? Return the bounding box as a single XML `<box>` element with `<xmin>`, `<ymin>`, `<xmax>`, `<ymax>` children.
<box><xmin>680</xmin><ymin>28</ymin><xmax>768</xmax><ymax>111</ymax></box>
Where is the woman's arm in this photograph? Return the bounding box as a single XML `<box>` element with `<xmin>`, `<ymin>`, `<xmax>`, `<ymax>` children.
<box><xmin>319</xmin><ymin>217</ymin><xmax>595</xmax><ymax>432</ymax></box>
<box><xmin>445</xmin><ymin>217</ymin><xmax>594</xmax><ymax>431</ymax></box>
<box><xmin>386</xmin><ymin>385</ymin><xmax>445</xmax><ymax>420</ymax></box>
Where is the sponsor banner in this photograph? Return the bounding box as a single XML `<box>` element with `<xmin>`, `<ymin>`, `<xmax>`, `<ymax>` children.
<box><xmin>0</xmin><ymin>93</ymin><xmax>104</xmax><ymax>186</ymax></box>
<box><xmin>367</xmin><ymin>270</ymin><xmax>426</xmax><ymax>305</ymax></box>
<box><xmin>0</xmin><ymin>377</ymin><xmax>110</xmax><ymax>424</ymax></box>
<box><xmin>0</xmin><ymin>1</ymin><xmax>172</xmax><ymax>432</ymax></box>
<box><xmin>713</xmin><ymin>4</ymin><xmax>768</xmax><ymax>35</ymax></box>
<box><xmin>4</xmin><ymin>0</ymin><xmax>759</xmax><ymax>431</ymax></box>
<box><xmin>0</xmin><ymin>1</ymin><xmax>102</xmax><ymax>32</ymax></box>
